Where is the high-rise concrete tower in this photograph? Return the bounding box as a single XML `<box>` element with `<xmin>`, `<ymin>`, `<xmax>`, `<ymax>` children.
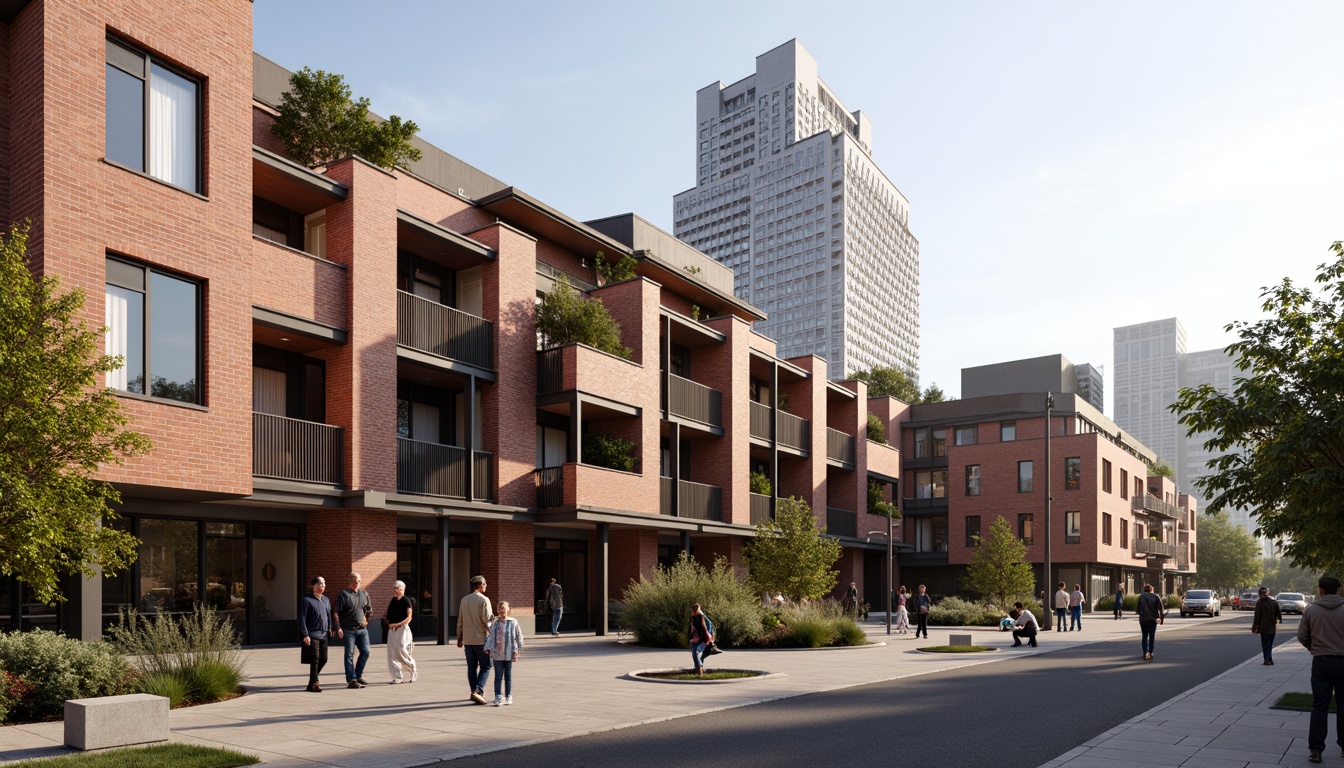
<box><xmin>672</xmin><ymin>40</ymin><xmax>919</xmax><ymax>380</ymax></box>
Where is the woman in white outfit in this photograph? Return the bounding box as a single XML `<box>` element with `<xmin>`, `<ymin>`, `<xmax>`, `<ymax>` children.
<box><xmin>386</xmin><ymin>580</ymin><xmax>417</xmax><ymax>683</ymax></box>
<box><xmin>894</xmin><ymin>585</ymin><xmax>910</xmax><ymax>634</ymax></box>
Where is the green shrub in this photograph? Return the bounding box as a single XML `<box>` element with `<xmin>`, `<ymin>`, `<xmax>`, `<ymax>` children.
<box><xmin>1095</xmin><ymin>595</ymin><xmax>1115</xmax><ymax>612</ymax></box>
<box><xmin>581</xmin><ymin>432</ymin><xmax>637</xmax><ymax>472</ymax></box>
<box><xmin>622</xmin><ymin>553</ymin><xmax>764</xmax><ymax>648</ymax></box>
<box><xmin>1164</xmin><ymin>594</ymin><xmax>1181</xmax><ymax>609</ymax></box>
<box><xmin>536</xmin><ymin>276</ymin><xmax>631</xmax><ymax>359</ymax></box>
<box><xmin>928</xmin><ymin>596</ymin><xmax>987</xmax><ymax>627</ymax></box>
<box><xmin>749</xmin><ymin>471</ymin><xmax>771</xmax><ymax>495</ymax></box>
<box><xmin>0</xmin><ymin>630</ymin><xmax>131</xmax><ymax>721</ymax></box>
<box><xmin>866</xmin><ymin>413</ymin><xmax>886</xmax><ymax>443</ymax></box>
<box><xmin>0</xmin><ymin>670</ymin><xmax>32</xmax><ymax>723</ymax></box>
<box><xmin>596</xmin><ymin>252</ymin><xmax>637</xmax><ymax>284</ymax></box>
<box><xmin>108</xmin><ymin>606</ymin><xmax>247</xmax><ymax>704</ymax></box>
<box><xmin>178</xmin><ymin>659</ymin><xmax>243</xmax><ymax>702</ymax></box>
<box><xmin>833</xmin><ymin>618</ymin><xmax>868</xmax><ymax>646</ymax></box>
<box><xmin>786</xmin><ymin>617</ymin><xmax>837</xmax><ymax>648</ymax></box>
<box><xmin>134</xmin><ymin>672</ymin><xmax>189</xmax><ymax>707</ymax></box>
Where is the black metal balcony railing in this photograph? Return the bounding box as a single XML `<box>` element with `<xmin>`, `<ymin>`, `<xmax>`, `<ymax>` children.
<box><xmin>396</xmin><ymin>438</ymin><xmax>490</xmax><ymax>500</ymax></box>
<box><xmin>536</xmin><ymin>466</ymin><xmax>564</xmax><ymax>508</ymax></box>
<box><xmin>778</xmin><ymin>411</ymin><xmax>810</xmax><ymax>452</ymax></box>
<box><xmin>472</xmin><ymin>451</ymin><xmax>493</xmax><ymax>501</ymax></box>
<box><xmin>1132</xmin><ymin>494</ymin><xmax>1181</xmax><ymax>520</ymax></box>
<box><xmin>1066</xmin><ymin>535</ymin><xmax>1081</xmax><ymax>545</ymax></box>
<box><xmin>1133</xmin><ymin>538</ymin><xmax>1182</xmax><ymax>558</ymax></box>
<box><xmin>667</xmin><ymin>373</ymin><xmax>722</xmax><ymax>429</ymax></box>
<box><xmin>826</xmin><ymin>428</ymin><xmax>855</xmax><ymax>465</ymax></box>
<box><xmin>397</xmin><ymin>290</ymin><xmax>493</xmax><ymax>370</ymax></box>
<box><xmin>537</xmin><ymin>349</ymin><xmax>563</xmax><ymax>395</ymax></box>
<box><xmin>750</xmin><ymin>492</ymin><xmax>772</xmax><ymax>525</ymax></box>
<box><xmin>659</xmin><ymin>477</ymin><xmax>723</xmax><ymax>521</ymax></box>
<box><xmin>826</xmin><ymin>508</ymin><xmax>857</xmax><ymax>538</ymax></box>
<box><xmin>749</xmin><ymin>401</ymin><xmax>771</xmax><ymax>440</ymax></box>
<box><xmin>252</xmin><ymin>413</ymin><xmax>343</xmax><ymax>485</ymax></box>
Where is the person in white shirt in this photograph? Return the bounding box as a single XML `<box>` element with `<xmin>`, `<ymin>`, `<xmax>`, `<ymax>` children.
<box><xmin>1054</xmin><ymin>583</ymin><xmax>1070</xmax><ymax>632</ymax></box>
<box><xmin>1069</xmin><ymin>584</ymin><xmax>1085</xmax><ymax>631</ymax></box>
<box><xmin>1012</xmin><ymin>601</ymin><xmax>1039</xmax><ymax>647</ymax></box>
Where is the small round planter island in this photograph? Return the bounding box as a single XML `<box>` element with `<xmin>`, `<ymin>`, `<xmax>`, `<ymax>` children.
<box><xmin>624</xmin><ymin>668</ymin><xmax>785</xmax><ymax>684</ymax></box>
<box><xmin>913</xmin><ymin>645</ymin><xmax>999</xmax><ymax>654</ymax></box>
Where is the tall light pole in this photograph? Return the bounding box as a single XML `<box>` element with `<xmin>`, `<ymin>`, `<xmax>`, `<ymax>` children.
<box><xmin>1042</xmin><ymin>392</ymin><xmax>1053</xmax><ymax>631</ymax></box>
<box><xmin>867</xmin><ymin>520</ymin><xmax>894</xmax><ymax>635</ymax></box>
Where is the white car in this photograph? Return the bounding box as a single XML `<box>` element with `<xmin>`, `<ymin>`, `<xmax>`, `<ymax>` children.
<box><xmin>1179</xmin><ymin>589</ymin><xmax>1221</xmax><ymax>617</ymax></box>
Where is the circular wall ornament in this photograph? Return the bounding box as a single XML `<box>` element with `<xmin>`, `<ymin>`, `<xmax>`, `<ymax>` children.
<box><xmin>261</xmin><ymin>563</ymin><xmax>276</xmax><ymax>581</ymax></box>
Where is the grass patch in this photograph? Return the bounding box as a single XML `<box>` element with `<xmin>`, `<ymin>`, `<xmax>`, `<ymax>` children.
<box><xmin>917</xmin><ymin>645</ymin><xmax>996</xmax><ymax>653</ymax></box>
<box><xmin>18</xmin><ymin>743</ymin><xmax>257</xmax><ymax>768</ymax></box>
<box><xmin>1275</xmin><ymin>692</ymin><xmax>1337</xmax><ymax>712</ymax></box>
<box><xmin>637</xmin><ymin>670</ymin><xmax>763</xmax><ymax>681</ymax></box>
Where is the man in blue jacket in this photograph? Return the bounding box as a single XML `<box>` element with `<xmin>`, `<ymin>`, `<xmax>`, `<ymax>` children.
<box><xmin>299</xmin><ymin>576</ymin><xmax>335</xmax><ymax>692</ymax></box>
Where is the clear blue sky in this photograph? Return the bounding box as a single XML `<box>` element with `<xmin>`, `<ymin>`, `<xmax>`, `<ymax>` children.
<box><xmin>255</xmin><ymin>2</ymin><xmax>1344</xmax><ymax>412</ymax></box>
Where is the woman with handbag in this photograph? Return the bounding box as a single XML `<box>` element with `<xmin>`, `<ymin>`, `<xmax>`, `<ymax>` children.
<box><xmin>894</xmin><ymin>586</ymin><xmax>910</xmax><ymax>634</ymax></box>
<box><xmin>688</xmin><ymin>603</ymin><xmax>715</xmax><ymax>676</ymax></box>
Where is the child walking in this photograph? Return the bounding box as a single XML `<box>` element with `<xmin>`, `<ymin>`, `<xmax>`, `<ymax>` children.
<box><xmin>485</xmin><ymin>600</ymin><xmax>524</xmax><ymax>705</ymax></box>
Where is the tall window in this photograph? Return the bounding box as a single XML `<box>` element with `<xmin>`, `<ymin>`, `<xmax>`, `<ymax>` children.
<box><xmin>1121</xmin><ymin>519</ymin><xmax>1129</xmax><ymax>548</ymax></box>
<box><xmin>931</xmin><ymin>428</ymin><xmax>947</xmax><ymax>457</ymax></box>
<box><xmin>1120</xmin><ymin>468</ymin><xmax>1129</xmax><ymax>499</ymax></box>
<box><xmin>1066</xmin><ymin>511</ymin><xmax>1081</xmax><ymax>544</ymax></box>
<box><xmin>966</xmin><ymin>516</ymin><xmax>981</xmax><ymax>547</ymax></box>
<box><xmin>965</xmin><ymin>464</ymin><xmax>981</xmax><ymax>496</ymax></box>
<box><xmin>1018</xmin><ymin>460</ymin><xmax>1033</xmax><ymax>493</ymax></box>
<box><xmin>915</xmin><ymin>470</ymin><xmax>948</xmax><ymax>499</ymax></box>
<box><xmin>1018</xmin><ymin>513</ymin><xmax>1034</xmax><ymax>545</ymax></box>
<box><xmin>1064</xmin><ymin>457</ymin><xmax>1081</xmax><ymax>490</ymax></box>
<box><xmin>1102</xmin><ymin>459</ymin><xmax>1113</xmax><ymax>493</ymax></box>
<box><xmin>105</xmin><ymin>257</ymin><xmax>201</xmax><ymax>404</ymax></box>
<box><xmin>954</xmin><ymin>426</ymin><xmax>976</xmax><ymax>446</ymax></box>
<box><xmin>1000</xmin><ymin>421</ymin><xmax>1016</xmax><ymax>441</ymax></box>
<box><xmin>1102</xmin><ymin>513</ymin><xmax>1113</xmax><ymax>545</ymax></box>
<box><xmin>106</xmin><ymin>37</ymin><xmax>201</xmax><ymax>193</ymax></box>
<box><xmin>913</xmin><ymin>428</ymin><xmax>928</xmax><ymax>459</ymax></box>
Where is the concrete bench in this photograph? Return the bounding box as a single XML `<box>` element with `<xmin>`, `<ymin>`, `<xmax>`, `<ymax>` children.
<box><xmin>867</xmin><ymin>612</ymin><xmax>889</xmax><ymax>623</ymax></box>
<box><xmin>949</xmin><ymin>633</ymin><xmax>974</xmax><ymax>646</ymax></box>
<box><xmin>65</xmin><ymin>693</ymin><xmax>169</xmax><ymax>750</ymax></box>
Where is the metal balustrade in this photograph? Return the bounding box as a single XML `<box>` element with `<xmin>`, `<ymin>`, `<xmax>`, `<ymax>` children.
<box><xmin>537</xmin><ymin>349</ymin><xmax>563</xmax><ymax>395</ymax></box>
<box><xmin>826</xmin><ymin>508</ymin><xmax>857</xmax><ymax>538</ymax></box>
<box><xmin>778</xmin><ymin>411</ymin><xmax>810</xmax><ymax>451</ymax></box>
<box><xmin>397</xmin><ymin>291</ymin><xmax>493</xmax><ymax>370</ymax></box>
<box><xmin>750</xmin><ymin>493</ymin><xmax>772</xmax><ymax>524</ymax></box>
<box><xmin>536</xmin><ymin>466</ymin><xmax>564</xmax><ymax>508</ymax></box>
<box><xmin>252</xmin><ymin>413</ymin><xmax>343</xmax><ymax>485</ymax></box>
<box><xmin>397</xmin><ymin>438</ymin><xmax>466</xmax><ymax>498</ymax></box>
<box><xmin>667</xmin><ymin>373</ymin><xmax>722</xmax><ymax>428</ymax></box>
<box><xmin>826</xmin><ymin>428</ymin><xmax>855</xmax><ymax>465</ymax></box>
<box><xmin>1133</xmin><ymin>537</ymin><xmax>1182</xmax><ymax>558</ymax></box>
<box><xmin>658</xmin><ymin>478</ymin><xmax>722</xmax><ymax>521</ymax></box>
<box><xmin>749</xmin><ymin>401</ymin><xmax>771</xmax><ymax>440</ymax></box>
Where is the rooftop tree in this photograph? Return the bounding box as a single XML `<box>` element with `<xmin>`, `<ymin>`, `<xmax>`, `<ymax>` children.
<box><xmin>270</xmin><ymin>67</ymin><xmax>422</xmax><ymax>170</ymax></box>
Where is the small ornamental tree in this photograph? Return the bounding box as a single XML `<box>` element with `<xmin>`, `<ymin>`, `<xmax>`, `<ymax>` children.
<box><xmin>745</xmin><ymin>497</ymin><xmax>841</xmax><ymax>602</ymax></box>
<box><xmin>1148</xmin><ymin>461</ymin><xmax>1176</xmax><ymax>479</ymax></box>
<box><xmin>581</xmin><ymin>432</ymin><xmax>637</xmax><ymax>472</ymax></box>
<box><xmin>867</xmin><ymin>479</ymin><xmax>898</xmax><ymax>519</ymax></box>
<box><xmin>270</xmin><ymin>67</ymin><xmax>422</xmax><ymax>170</ymax></box>
<box><xmin>866</xmin><ymin>413</ymin><xmax>886</xmax><ymax>444</ymax></box>
<box><xmin>535</xmin><ymin>276</ymin><xmax>631</xmax><ymax>359</ymax></box>
<box><xmin>0</xmin><ymin>223</ymin><xmax>150</xmax><ymax>604</ymax></box>
<box><xmin>962</xmin><ymin>516</ymin><xmax>1035</xmax><ymax>611</ymax></box>
<box><xmin>596</xmin><ymin>252</ymin><xmax>638</xmax><ymax>284</ymax></box>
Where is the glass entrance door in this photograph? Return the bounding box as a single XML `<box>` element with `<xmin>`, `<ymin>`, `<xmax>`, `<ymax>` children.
<box><xmin>534</xmin><ymin>539</ymin><xmax>587</xmax><ymax>633</ymax></box>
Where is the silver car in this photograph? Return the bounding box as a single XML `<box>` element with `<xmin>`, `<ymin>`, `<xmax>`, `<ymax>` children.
<box><xmin>1276</xmin><ymin>592</ymin><xmax>1308</xmax><ymax>615</ymax></box>
<box><xmin>1179</xmin><ymin>589</ymin><xmax>1221</xmax><ymax>617</ymax></box>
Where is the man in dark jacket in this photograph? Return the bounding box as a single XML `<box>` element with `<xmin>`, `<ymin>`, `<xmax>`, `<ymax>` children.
<box><xmin>1136</xmin><ymin>583</ymin><xmax>1165</xmax><ymax>661</ymax></box>
<box><xmin>1251</xmin><ymin>586</ymin><xmax>1282</xmax><ymax>665</ymax></box>
<box><xmin>298</xmin><ymin>576</ymin><xmax>334</xmax><ymax>692</ymax></box>
<box><xmin>1298</xmin><ymin>575</ymin><xmax>1344</xmax><ymax>764</ymax></box>
<box><xmin>334</xmin><ymin>572</ymin><xmax>373</xmax><ymax>689</ymax></box>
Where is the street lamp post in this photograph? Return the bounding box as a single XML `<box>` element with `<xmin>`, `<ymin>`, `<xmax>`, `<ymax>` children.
<box><xmin>1042</xmin><ymin>392</ymin><xmax>1053</xmax><ymax>631</ymax></box>
<box><xmin>867</xmin><ymin>521</ymin><xmax>894</xmax><ymax>636</ymax></box>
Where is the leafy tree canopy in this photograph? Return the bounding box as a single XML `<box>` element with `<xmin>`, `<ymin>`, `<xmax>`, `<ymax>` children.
<box><xmin>865</xmin><ymin>413</ymin><xmax>886</xmax><ymax>444</ymax></box>
<box><xmin>867</xmin><ymin>479</ymin><xmax>898</xmax><ymax>519</ymax></box>
<box><xmin>1193</xmin><ymin>510</ymin><xmax>1263</xmax><ymax>593</ymax></box>
<box><xmin>0</xmin><ymin>223</ymin><xmax>150</xmax><ymax>604</ymax></box>
<box><xmin>850</xmin><ymin>366</ymin><xmax>946</xmax><ymax>404</ymax></box>
<box><xmin>744</xmin><ymin>498</ymin><xmax>841</xmax><ymax>601</ymax></box>
<box><xmin>1261</xmin><ymin>554</ymin><xmax>1318</xmax><ymax>594</ymax></box>
<box><xmin>962</xmin><ymin>516</ymin><xmax>1036</xmax><ymax>611</ymax></box>
<box><xmin>1148</xmin><ymin>461</ymin><xmax>1176</xmax><ymax>479</ymax></box>
<box><xmin>1172</xmin><ymin>242</ymin><xmax>1344</xmax><ymax>574</ymax></box>
<box><xmin>535</xmin><ymin>276</ymin><xmax>631</xmax><ymax>359</ymax></box>
<box><xmin>270</xmin><ymin>67</ymin><xmax>422</xmax><ymax>170</ymax></box>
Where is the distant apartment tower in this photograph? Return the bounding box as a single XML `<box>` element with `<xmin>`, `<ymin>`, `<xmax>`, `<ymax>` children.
<box><xmin>1113</xmin><ymin>319</ymin><xmax>1261</xmax><ymax>549</ymax></box>
<box><xmin>672</xmin><ymin>39</ymin><xmax>919</xmax><ymax>380</ymax></box>
<box><xmin>961</xmin><ymin>354</ymin><xmax>1104</xmax><ymax>413</ymax></box>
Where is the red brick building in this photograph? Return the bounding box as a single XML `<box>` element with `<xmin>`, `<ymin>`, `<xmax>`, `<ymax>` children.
<box><xmin>0</xmin><ymin>0</ymin><xmax>906</xmax><ymax>641</ymax></box>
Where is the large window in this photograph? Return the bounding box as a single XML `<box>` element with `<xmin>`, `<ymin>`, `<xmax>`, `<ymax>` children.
<box><xmin>1019</xmin><ymin>513</ymin><xmax>1034</xmax><ymax>545</ymax></box>
<box><xmin>1066</xmin><ymin>511</ymin><xmax>1081</xmax><ymax>544</ymax></box>
<box><xmin>954</xmin><ymin>426</ymin><xmax>976</xmax><ymax>446</ymax></box>
<box><xmin>105</xmin><ymin>257</ymin><xmax>201</xmax><ymax>404</ymax></box>
<box><xmin>913</xmin><ymin>429</ymin><xmax>928</xmax><ymax>459</ymax></box>
<box><xmin>965</xmin><ymin>464</ymin><xmax>981</xmax><ymax>496</ymax></box>
<box><xmin>932</xmin><ymin>428</ymin><xmax>947</xmax><ymax>458</ymax></box>
<box><xmin>1000</xmin><ymin>422</ymin><xmax>1016</xmax><ymax>441</ymax></box>
<box><xmin>1018</xmin><ymin>460</ymin><xmax>1033</xmax><ymax>493</ymax></box>
<box><xmin>1065</xmin><ymin>457</ymin><xmax>1081</xmax><ymax>490</ymax></box>
<box><xmin>106</xmin><ymin>37</ymin><xmax>201</xmax><ymax>193</ymax></box>
<box><xmin>914</xmin><ymin>470</ymin><xmax>947</xmax><ymax>500</ymax></box>
<box><xmin>1102</xmin><ymin>459</ymin><xmax>1113</xmax><ymax>493</ymax></box>
<box><xmin>965</xmin><ymin>516</ymin><xmax>981</xmax><ymax>547</ymax></box>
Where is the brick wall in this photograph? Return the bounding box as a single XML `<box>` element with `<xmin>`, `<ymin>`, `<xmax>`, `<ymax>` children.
<box><xmin>609</xmin><ymin>529</ymin><xmax>658</xmax><ymax>598</ymax></box>
<box><xmin>305</xmin><ymin>508</ymin><xmax>397</xmax><ymax>621</ymax></box>
<box><xmin>478</xmin><ymin>520</ymin><xmax>535</xmax><ymax>623</ymax></box>
<box><xmin>699</xmin><ymin>316</ymin><xmax>752</xmax><ymax>525</ymax></box>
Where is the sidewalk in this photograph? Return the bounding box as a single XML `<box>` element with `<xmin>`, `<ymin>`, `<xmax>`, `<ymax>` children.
<box><xmin>0</xmin><ymin>615</ymin><xmax>1296</xmax><ymax>766</ymax></box>
<box><xmin>1038</xmin><ymin>641</ymin><xmax>1320</xmax><ymax>768</ymax></box>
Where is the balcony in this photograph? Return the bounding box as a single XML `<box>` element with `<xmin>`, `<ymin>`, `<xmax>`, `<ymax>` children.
<box><xmin>252</xmin><ymin>413</ymin><xmax>342</xmax><ymax>485</ymax></box>
<box><xmin>827</xmin><ymin>508</ymin><xmax>857</xmax><ymax>538</ymax></box>
<box><xmin>826</xmin><ymin>428</ymin><xmax>855</xmax><ymax>466</ymax></box>
<box><xmin>750</xmin><ymin>493</ymin><xmax>772</xmax><ymax>525</ymax></box>
<box><xmin>749</xmin><ymin>401</ymin><xmax>771</xmax><ymax>440</ymax></box>
<box><xmin>659</xmin><ymin>478</ymin><xmax>723</xmax><ymax>521</ymax></box>
<box><xmin>666</xmin><ymin>373</ymin><xmax>722</xmax><ymax>429</ymax></box>
<box><xmin>778</xmin><ymin>411</ymin><xmax>810</xmax><ymax>452</ymax></box>
<box><xmin>1133</xmin><ymin>538</ymin><xmax>1182</xmax><ymax>558</ymax></box>
<box><xmin>397</xmin><ymin>438</ymin><xmax>492</xmax><ymax>501</ymax></box>
<box><xmin>1132</xmin><ymin>494</ymin><xmax>1181</xmax><ymax>521</ymax></box>
<box><xmin>536</xmin><ymin>466</ymin><xmax>564</xmax><ymax>508</ymax></box>
<box><xmin>397</xmin><ymin>290</ymin><xmax>493</xmax><ymax>371</ymax></box>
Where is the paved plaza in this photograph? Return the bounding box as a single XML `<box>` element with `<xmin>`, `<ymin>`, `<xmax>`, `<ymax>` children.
<box><xmin>0</xmin><ymin>616</ymin><xmax>1324</xmax><ymax>767</ymax></box>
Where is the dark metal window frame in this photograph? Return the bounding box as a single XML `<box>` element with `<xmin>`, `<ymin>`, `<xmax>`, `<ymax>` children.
<box><xmin>965</xmin><ymin>515</ymin><xmax>981</xmax><ymax>548</ymax></box>
<box><xmin>106</xmin><ymin>35</ymin><xmax>204</xmax><ymax>195</ymax></box>
<box><xmin>965</xmin><ymin>464</ymin><xmax>980</xmax><ymax>496</ymax></box>
<box><xmin>105</xmin><ymin>255</ymin><xmax>204</xmax><ymax>406</ymax></box>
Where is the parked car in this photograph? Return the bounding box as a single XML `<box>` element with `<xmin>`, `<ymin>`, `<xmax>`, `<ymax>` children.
<box><xmin>1179</xmin><ymin>589</ymin><xmax>1221</xmax><ymax>617</ymax></box>
<box><xmin>1238</xmin><ymin>591</ymin><xmax>1259</xmax><ymax>611</ymax></box>
<box><xmin>1275</xmin><ymin>592</ymin><xmax>1308</xmax><ymax>615</ymax></box>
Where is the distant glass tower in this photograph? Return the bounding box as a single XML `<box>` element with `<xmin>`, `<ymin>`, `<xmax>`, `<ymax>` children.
<box><xmin>672</xmin><ymin>39</ymin><xmax>919</xmax><ymax>380</ymax></box>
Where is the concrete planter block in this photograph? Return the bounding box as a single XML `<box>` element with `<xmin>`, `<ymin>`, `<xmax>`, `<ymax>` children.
<box><xmin>949</xmin><ymin>633</ymin><xmax>974</xmax><ymax>646</ymax></box>
<box><xmin>64</xmin><ymin>693</ymin><xmax>169</xmax><ymax>750</ymax></box>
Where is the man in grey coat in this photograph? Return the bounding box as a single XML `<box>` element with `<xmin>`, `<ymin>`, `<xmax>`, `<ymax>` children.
<box><xmin>1298</xmin><ymin>575</ymin><xmax>1344</xmax><ymax>764</ymax></box>
<box><xmin>546</xmin><ymin>578</ymin><xmax>564</xmax><ymax>636</ymax></box>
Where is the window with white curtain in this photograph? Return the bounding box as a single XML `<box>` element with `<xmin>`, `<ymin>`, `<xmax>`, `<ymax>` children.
<box><xmin>105</xmin><ymin>257</ymin><xmax>201</xmax><ymax>404</ymax></box>
<box><xmin>105</xmin><ymin>37</ymin><xmax>200</xmax><ymax>193</ymax></box>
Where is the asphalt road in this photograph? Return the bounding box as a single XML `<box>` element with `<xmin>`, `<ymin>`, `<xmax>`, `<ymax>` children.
<box><xmin>448</xmin><ymin>612</ymin><xmax>1302</xmax><ymax>768</ymax></box>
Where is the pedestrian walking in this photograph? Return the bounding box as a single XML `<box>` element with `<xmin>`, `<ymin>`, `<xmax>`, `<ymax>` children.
<box><xmin>457</xmin><ymin>575</ymin><xmax>494</xmax><ymax>704</ymax></box>
<box><xmin>545</xmin><ymin>578</ymin><xmax>564</xmax><ymax>636</ymax></box>
<box><xmin>299</xmin><ymin>576</ymin><xmax>334</xmax><ymax>692</ymax></box>
<box><xmin>486</xmin><ymin>601</ymin><xmax>524</xmax><ymax>706</ymax></box>
<box><xmin>1011</xmin><ymin>601</ymin><xmax>1039</xmax><ymax>647</ymax></box>
<box><xmin>1250</xmin><ymin>586</ymin><xmax>1281</xmax><ymax>665</ymax></box>
<box><xmin>385</xmin><ymin>580</ymin><xmax>417</xmax><ymax>684</ymax></box>
<box><xmin>1069</xmin><ymin>584</ymin><xmax>1085</xmax><ymax>631</ymax></box>
<box><xmin>843</xmin><ymin>582</ymin><xmax>859</xmax><ymax>617</ymax></box>
<box><xmin>1136</xmin><ymin>583</ymin><xmax>1165</xmax><ymax>660</ymax></box>
<box><xmin>688</xmin><ymin>603</ymin><xmax>715</xmax><ymax>676</ymax></box>
<box><xmin>1114</xmin><ymin>587</ymin><xmax>1125</xmax><ymax>620</ymax></box>
<box><xmin>1054</xmin><ymin>582</ymin><xmax>1070</xmax><ymax>632</ymax></box>
<box><xmin>333</xmin><ymin>572</ymin><xmax>373</xmax><ymax>688</ymax></box>
<box><xmin>1297</xmin><ymin>575</ymin><xmax>1344</xmax><ymax>764</ymax></box>
<box><xmin>894</xmin><ymin>586</ymin><xmax>910</xmax><ymax>634</ymax></box>
<box><xmin>912</xmin><ymin>585</ymin><xmax>932</xmax><ymax>639</ymax></box>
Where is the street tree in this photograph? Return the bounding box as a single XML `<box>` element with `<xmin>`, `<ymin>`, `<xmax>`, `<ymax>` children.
<box><xmin>1261</xmin><ymin>554</ymin><xmax>1318</xmax><ymax>594</ymax></box>
<box><xmin>745</xmin><ymin>497</ymin><xmax>841</xmax><ymax>602</ymax></box>
<box><xmin>0</xmin><ymin>223</ymin><xmax>150</xmax><ymax>604</ymax></box>
<box><xmin>962</xmin><ymin>516</ymin><xmax>1036</xmax><ymax>610</ymax></box>
<box><xmin>1193</xmin><ymin>511</ymin><xmax>1263</xmax><ymax>593</ymax></box>
<box><xmin>270</xmin><ymin>67</ymin><xmax>422</xmax><ymax>170</ymax></box>
<box><xmin>1172</xmin><ymin>242</ymin><xmax>1344</xmax><ymax>574</ymax></box>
